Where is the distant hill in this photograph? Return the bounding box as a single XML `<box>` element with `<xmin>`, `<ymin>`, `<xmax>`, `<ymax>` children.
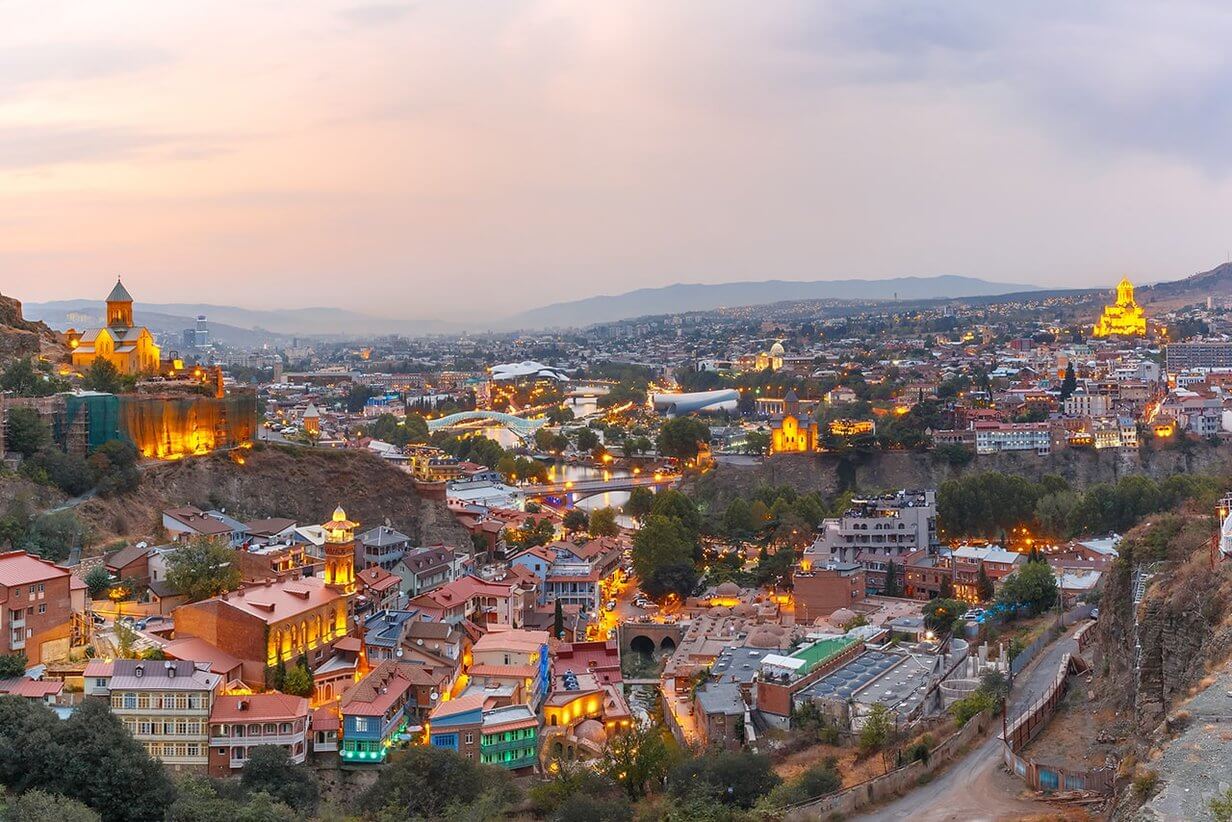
<box><xmin>22</xmin><ymin>300</ymin><xmax>464</xmax><ymax>341</ymax></box>
<box><xmin>502</xmin><ymin>275</ymin><xmax>1040</xmax><ymax>329</ymax></box>
<box><xmin>1137</xmin><ymin>261</ymin><xmax>1232</xmax><ymax>308</ymax></box>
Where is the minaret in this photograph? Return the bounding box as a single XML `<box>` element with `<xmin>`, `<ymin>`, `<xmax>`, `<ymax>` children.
<box><xmin>322</xmin><ymin>505</ymin><xmax>358</xmax><ymax>594</ymax></box>
<box><xmin>106</xmin><ymin>277</ymin><xmax>134</xmax><ymax>329</ymax></box>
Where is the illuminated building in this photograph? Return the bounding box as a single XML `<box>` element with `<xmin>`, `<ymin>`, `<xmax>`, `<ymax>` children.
<box><xmin>172</xmin><ymin>506</ymin><xmax>357</xmax><ymax>687</ymax></box>
<box><xmin>90</xmin><ymin>658</ymin><xmax>221</xmax><ymax>772</ymax></box>
<box><xmin>429</xmin><ymin>693</ymin><xmax>540</xmax><ymax>772</ymax></box>
<box><xmin>340</xmin><ymin>660</ymin><xmax>448</xmax><ymax>763</ymax></box>
<box><xmin>301</xmin><ymin>402</ymin><xmax>320</xmax><ymax>436</ymax></box>
<box><xmin>827</xmin><ymin>418</ymin><xmax>875</xmax><ymax>437</ymax></box>
<box><xmin>70</xmin><ymin>277</ymin><xmax>161</xmax><ymax>375</ymax></box>
<box><xmin>1092</xmin><ymin>277</ymin><xmax>1147</xmax><ymax>338</ymax></box>
<box><xmin>207</xmin><ymin>693</ymin><xmax>309</xmax><ymax>776</ymax></box>
<box><xmin>770</xmin><ymin>390</ymin><xmax>819</xmax><ymax>453</ymax></box>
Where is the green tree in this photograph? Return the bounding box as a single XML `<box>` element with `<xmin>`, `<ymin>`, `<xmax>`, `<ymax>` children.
<box><xmin>166</xmin><ymin>536</ymin><xmax>243</xmax><ymax>602</ymax></box>
<box><xmin>84</xmin><ymin>565</ymin><xmax>112</xmax><ymax>599</ymax></box>
<box><xmin>240</xmin><ymin>744</ymin><xmax>320</xmax><ymax>812</ymax></box>
<box><xmin>1059</xmin><ymin>362</ymin><xmax>1077</xmax><ymax>401</ymax></box>
<box><xmin>922</xmin><ymin>598</ymin><xmax>965</xmax><ymax>632</ymax></box>
<box><xmin>599</xmin><ymin>724</ymin><xmax>673</xmax><ymax>800</ymax></box>
<box><xmin>88</xmin><ymin>439</ymin><xmax>141</xmax><ymax>497</ymax></box>
<box><xmin>553</xmin><ymin>599</ymin><xmax>565</xmax><ymax>639</ymax></box>
<box><xmin>7</xmin><ymin>790</ymin><xmax>101</xmax><ymax>822</ymax></box>
<box><xmin>741</xmin><ymin>430</ymin><xmax>771</xmax><ymax>456</ymax></box>
<box><xmin>657</xmin><ymin>417</ymin><xmax>710</xmax><ymax>462</ymax></box>
<box><xmin>576</xmin><ymin>428</ymin><xmax>600</xmax><ymax>452</ymax></box>
<box><xmin>5</xmin><ymin>407</ymin><xmax>50</xmax><ymax>458</ymax></box>
<box><xmin>667</xmin><ymin>750</ymin><xmax>780</xmax><ymax>809</ymax></box>
<box><xmin>883</xmin><ymin>560</ymin><xmax>902</xmax><ymax>597</ymax></box>
<box><xmin>650</xmin><ymin>489</ymin><xmax>703</xmax><ymax>536</ymax></box>
<box><xmin>722</xmin><ymin>499</ymin><xmax>756</xmax><ymax>537</ymax></box>
<box><xmin>975</xmin><ymin>563</ymin><xmax>995</xmax><ymax>602</ymax></box>
<box><xmin>0</xmin><ymin>358</ymin><xmax>63</xmax><ymax>397</ymax></box>
<box><xmin>588</xmin><ymin>507</ymin><xmax>620</xmax><ymax>537</ymax></box>
<box><xmin>859</xmin><ymin>702</ymin><xmax>896</xmax><ymax>773</ymax></box>
<box><xmin>996</xmin><ymin>560</ymin><xmax>1058</xmax><ymax>615</ymax></box>
<box><xmin>0</xmin><ymin>651</ymin><xmax>28</xmax><ymax>677</ymax></box>
<box><xmin>282</xmin><ymin>663</ymin><xmax>313</xmax><ymax>698</ymax></box>
<box><xmin>552</xmin><ymin>792</ymin><xmax>634</xmax><ymax>822</ymax></box>
<box><xmin>57</xmin><ymin>697</ymin><xmax>175</xmax><ymax>821</ymax></box>
<box><xmin>632</xmin><ymin>515</ymin><xmax>694</xmax><ymax>596</ymax></box>
<box><xmin>21</xmin><ymin>511</ymin><xmax>90</xmax><ymax>563</ymax></box>
<box><xmin>624</xmin><ymin>487</ymin><xmax>654</xmax><ymax>521</ymax></box>
<box><xmin>81</xmin><ymin>358</ymin><xmax>124</xmax><ymax>393</ymax></box>
<box><xmin>563</xmin><ymin>509</ymin><xmax>589</xmax><ymax>533</ymax></box>
<box><xmin>23</xmin><ymin>448</ymin><xmax>94</xmax><ymax>496</ymax></box>
<box><xmin>360</xmin><ymin>746</ymin><xmax>518</xmax><ymax>819</ymax></box>
<box><xmin>622</xmin><ymin>435</ymin><xmax>653</xmax><ymax>456</ymax></box>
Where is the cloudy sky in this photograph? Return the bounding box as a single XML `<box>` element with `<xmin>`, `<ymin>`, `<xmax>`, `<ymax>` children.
<box><xmin>4</xmin><ymin>1</ymin><xmax>1232</xmax><ymax>320</ymax></box>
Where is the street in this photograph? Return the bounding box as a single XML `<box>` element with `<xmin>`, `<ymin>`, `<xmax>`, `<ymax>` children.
<box><xmin>856</xmin><ymin>623</ymin><xmax>1082</xmax><ymax>822</ymax></box>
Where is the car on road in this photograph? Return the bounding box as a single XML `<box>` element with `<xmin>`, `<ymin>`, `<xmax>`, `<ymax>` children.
<box><xmin>605</xmin><ymin>600</ymin><xmax>616</xmax><ymax>611</ymax></box>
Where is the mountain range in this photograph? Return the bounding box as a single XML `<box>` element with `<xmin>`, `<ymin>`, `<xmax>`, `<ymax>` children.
<box><xmin>501</xmin><ymin>275</ymin><xmax>1040</xmax><ymax>329</ymax></box>
<box><xmin>23</xmin><ymin>275</ymin><xmax>1041</xmax><ymax>338</ymax></box>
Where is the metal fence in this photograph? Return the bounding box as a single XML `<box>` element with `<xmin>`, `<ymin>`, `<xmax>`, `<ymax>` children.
<box><xmin>1008</xmin><ymin>604</ymin><xmax>1094</xmax><ymax>676</ymax></box>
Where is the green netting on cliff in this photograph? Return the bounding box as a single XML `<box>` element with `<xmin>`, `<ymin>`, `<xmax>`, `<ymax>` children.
<box><xmin>62</xmin><ymin>393</ymin><xmax>121</xmax><ymax>451</ymax></box>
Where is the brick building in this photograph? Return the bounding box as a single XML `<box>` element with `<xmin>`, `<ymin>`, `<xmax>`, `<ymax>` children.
<box><xmin>0</xmin><ymin>551</ymin><xmax>75</xmax><ymax>665</ymax></box>
<box><xmin>792</xmin><ymin>561</ymin><xmax>865</xmax><ymax>623</ymax></box>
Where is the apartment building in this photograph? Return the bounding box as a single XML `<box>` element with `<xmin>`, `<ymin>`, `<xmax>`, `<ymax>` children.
<box><xmin>0</xmin><ymin>551</ymin><xmax>75</xmax><ymax>665</ymax></box>
<box><xmin>89</xmin><ymin>659</ymin><xmax>222</xmax><ymax>772</ymax></box>
<box><xmin>809</xmin><ymin>490</ymin><xmax>938</xmax><ymax>564</ymax></box>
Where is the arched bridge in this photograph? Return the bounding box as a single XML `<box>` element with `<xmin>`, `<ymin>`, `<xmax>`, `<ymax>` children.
<box><xmin>521</xmin><ymin>473</ymin><xmax>681</xmax><ymax>501</ymax></box>
<box><xmin>427</xmin><ymin>410</ymin><xmax>546</xmax><ymax>437</ymax></box>
<box><xmin>619</xmin><ymin>620</ymin><xmax>682</xmax><ymax>657</ymax></box>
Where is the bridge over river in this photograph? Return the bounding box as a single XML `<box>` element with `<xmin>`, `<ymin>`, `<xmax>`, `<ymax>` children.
<box><xmin>520</xmin><ymin>473</ymin><xmax>681</xmax><ymax>501</ymax></box>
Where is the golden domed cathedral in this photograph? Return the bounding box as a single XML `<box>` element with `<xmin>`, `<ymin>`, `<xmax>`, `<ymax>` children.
<box><xmin>70</xmin><ymin>277</ymin><xmax>160</xmax><ymax>374</ymax></box>
<box><xmin>1092</xmin><ymin>277</ymin><xmax>1148</xmax><ymax>338</ymax></box>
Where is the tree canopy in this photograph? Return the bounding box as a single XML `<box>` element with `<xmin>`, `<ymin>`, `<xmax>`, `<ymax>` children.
<box><xmin>166</xmin><ymin>536</ymin><xmax>243</xmax><ymax>602</ymax></box>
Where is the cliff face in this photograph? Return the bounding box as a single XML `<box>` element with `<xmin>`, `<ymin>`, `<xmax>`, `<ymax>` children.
<box><xmin>73</xmin><ymin>443</ymin><xmax>472</xmax><ymax>549</ymax></box>
<box><xmin>1092</xmin><ymin>515</ymin><xmax>1232</xmax><ymax>731</ymax></box>
<box><xmin>0</xmin><ymin>293</ymin><xmax>64</xmax><ymax>361</ymax></box>
<box><xmin>691</xmin><ymin>445</ymin><xmax>1232</xmax><ymax>509</ymax></box>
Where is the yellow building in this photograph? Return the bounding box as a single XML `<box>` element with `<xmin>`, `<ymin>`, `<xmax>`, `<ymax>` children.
<box><xmin>1092</xmin><ymin>277</ymin><xmax>1147</xmax><ymax>338</ymax></box>
<box><xmin>71</xmin><ymin>278</ymin><xmax>161</xmax><ymax>374</ymax></box>
<box><xmin>769</xmin><ymin>390</ymin><xmax>819</xmax><ymax>453</ymax></box>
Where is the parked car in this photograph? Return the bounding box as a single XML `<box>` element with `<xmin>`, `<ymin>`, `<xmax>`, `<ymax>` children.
<box><xmin>605</xmin><ymin>600</ymin><xmax>616</xmax><ymax>612</ymax></box>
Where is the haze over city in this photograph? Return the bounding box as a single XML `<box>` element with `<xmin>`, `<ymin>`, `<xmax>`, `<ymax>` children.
<box><xmin>7</xmin><ymin>1</ymin><xmax>1232</xmax><ymax>318</ymax></box>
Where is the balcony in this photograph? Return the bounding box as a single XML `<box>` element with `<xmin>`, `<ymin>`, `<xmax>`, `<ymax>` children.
<box><xmin>210</xmin><ymin>733</ymin><xmax>303</xmax><ymax>747</ymax></box>
<box><xmin>481</xmin><ymin>735</ymin><xmax>536</xmax><ymax>755</ymax></box>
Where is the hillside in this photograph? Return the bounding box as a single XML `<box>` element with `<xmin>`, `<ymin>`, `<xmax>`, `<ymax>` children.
<box><xmin>1136</xmin><ymin>260</ymin><xmax>1232</xmax><ymax>310</ymax></box>
<box><xmin>72</xmin><ymin>443</ymin><xmax>470</xmax><ymax>549</ymax></box>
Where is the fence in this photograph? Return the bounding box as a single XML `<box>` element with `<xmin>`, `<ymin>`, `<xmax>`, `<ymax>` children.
<box><xmin>780</xmin><ymin>709</ymin><xmax>994</xmax><ymax>820</ymax></box>
<box><xmin>1008</xmin><ymin>604</ymin><xmax>1094</xmax><ymax>676</ymax></box>
<box><xmin>1000</xmin><ymin>626</ymin><xmax>1114</xmax><ymax>795</ymax></box>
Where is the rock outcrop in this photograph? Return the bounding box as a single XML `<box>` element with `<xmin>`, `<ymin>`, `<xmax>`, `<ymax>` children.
<box><xmin>0</xmin><ymin>293</ymin><xmax>65</xmax><ymax>362</ymax></box>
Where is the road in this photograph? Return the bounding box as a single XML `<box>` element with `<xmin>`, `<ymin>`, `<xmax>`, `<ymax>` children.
<box><xmin>857</xmin><ymin>623</ymin><xmax>1083</xmax><ymax>822</ymax></box>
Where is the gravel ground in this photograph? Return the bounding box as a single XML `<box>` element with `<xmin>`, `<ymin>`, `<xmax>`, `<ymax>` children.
<box><xmin>1144</xmin><ymin>670</ymin><xmax>1232</xmax><ymax>821</ymax></box>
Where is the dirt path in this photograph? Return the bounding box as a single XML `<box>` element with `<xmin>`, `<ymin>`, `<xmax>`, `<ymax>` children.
<box><xmin>856</xmin><ymin>623</ymin><xmax>1084</xmax><ymax>821</ymax></box>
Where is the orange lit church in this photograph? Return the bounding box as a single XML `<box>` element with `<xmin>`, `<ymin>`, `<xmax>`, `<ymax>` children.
<box><xmin>769</xmin><ymin>390</ymin><xmax>819</xmax><ymax>454</ymax></box>
<box><xmin>1092</xmin><ymin>277</ymin><xmax>1148</xmax><ymax>338</ymax></box>
<box><xmin>69</xmin><ymin>278</ymin><xmax>161</xmax><ymax>374</ymax></box>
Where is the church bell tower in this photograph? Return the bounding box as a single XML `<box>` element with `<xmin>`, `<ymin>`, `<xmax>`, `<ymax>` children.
<box><xmin>322</xmin><ymin>505</ymin><xmax>357</xmax><ymax>594</ymax></box>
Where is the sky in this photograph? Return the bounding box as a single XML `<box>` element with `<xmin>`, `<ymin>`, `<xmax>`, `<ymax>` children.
<box><xmin>5</xmin><ymin>1</ymin><xmax>1232</xmax><ymax>321</ymax></box>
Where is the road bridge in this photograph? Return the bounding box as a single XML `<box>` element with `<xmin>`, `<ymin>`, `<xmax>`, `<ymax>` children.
<box><xmin>521</xmin><ymin>473</ymin><xmax>680</xmax><ymax>501</ymax></box>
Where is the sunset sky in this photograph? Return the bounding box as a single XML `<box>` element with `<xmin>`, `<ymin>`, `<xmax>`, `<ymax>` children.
<box><xmin>6</xmin><ymin>1</ymin><xmax>1232</xmax><ymax>320</ymax></box>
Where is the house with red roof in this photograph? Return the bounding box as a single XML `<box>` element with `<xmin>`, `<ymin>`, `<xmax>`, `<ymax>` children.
<box><xmin>207</xmin><ymin>693</ymin><xmax>310</xmax><ymax>776</ymax></box>
<box><xmin>0</xmin><ymin>550</ymin><xmax>74</xmax><ymax>664</ymax></box>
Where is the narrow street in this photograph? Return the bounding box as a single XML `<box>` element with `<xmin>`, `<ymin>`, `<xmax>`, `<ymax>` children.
<box><xmin>857</xmin><ymin>623</ymin><xmax>1083</xmax><ymax>822</ymax></box>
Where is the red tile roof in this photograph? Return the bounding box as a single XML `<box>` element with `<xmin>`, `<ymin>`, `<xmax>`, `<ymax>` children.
<box><xmin>0</xmin><ymin>551</ymin><xmax>70</xmax><ymax>588</ymax></box>
<box><xmin>210</xmin><ymin>693</ymin><xmax>309</xmax><ymax>722</ymax></box>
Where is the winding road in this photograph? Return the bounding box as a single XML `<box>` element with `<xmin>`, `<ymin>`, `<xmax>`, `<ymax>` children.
<box><xmin>856</xmin><ymin>623</ymin><xmax>1083</xmax><ymax>822</ymax></box>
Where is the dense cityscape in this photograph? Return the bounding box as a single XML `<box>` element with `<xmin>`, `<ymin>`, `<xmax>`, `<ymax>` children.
<box><xmin>2</xmin><ymin>265</ymin><xmax>1232</xmax><ymax>821</ymax></box>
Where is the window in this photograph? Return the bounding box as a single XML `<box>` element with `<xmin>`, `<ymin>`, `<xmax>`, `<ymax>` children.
<box><xmin>122</xmin><ymin>693</ymin><xmax>137</xmax><ymax>710</ymax></box>
<box><xmin>354</xmin><ymin>717</ymin><xmax>368</xmax><ymax>733</ymax></box>
<box><xmin>464</xmin><ymin>733</ymin><xmax>473</xmax><ymax>744</ymax></box>
<box><xmin>94</xmin><ymin>678</ymin><xmax>107</xmax><ymax>688</ymax></box>
<box><xmin>37</xmin><ymin>604</ymin><xmax>45</xmax><ymax>615</ymax></box>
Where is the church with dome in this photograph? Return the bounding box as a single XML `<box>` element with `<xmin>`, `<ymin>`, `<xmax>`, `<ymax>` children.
<box><xmin>1092</xmin><ymin>277</ymin><xmax>1148</xmax><ymax>338</ymax></box>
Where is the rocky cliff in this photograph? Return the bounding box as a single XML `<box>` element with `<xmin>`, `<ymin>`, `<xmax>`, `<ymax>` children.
<box><xmin>72</xmin><ymin>443</ymin><xmax>471</xmax><ymax>549</ymax></box>
<box><xmin>0</xmin><ymin>293</ymin><xmax>64</xmax><ymax>362</ymax></box>
<box><xmin>691</xmin><ymin>444</ymin><xmax>1232</xmax><ymax>509</ymax></box>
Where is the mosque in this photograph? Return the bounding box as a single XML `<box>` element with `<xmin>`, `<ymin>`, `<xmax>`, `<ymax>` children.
<box><xmin>69</xmin><ymin>278</ymin><xmax>161</xmax><ymax>374</ymax></box>
<box><xmin>1092</xmin><ymin>277</ymin><xmax>1148</xmax><ymax>338</ymax></box>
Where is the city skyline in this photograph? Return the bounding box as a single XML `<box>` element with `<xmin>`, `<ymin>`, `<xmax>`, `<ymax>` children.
<box><xmin>7</xmin><ymin>2</ymin><xmax>1232</xmax><ymax>317</ymax></box>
